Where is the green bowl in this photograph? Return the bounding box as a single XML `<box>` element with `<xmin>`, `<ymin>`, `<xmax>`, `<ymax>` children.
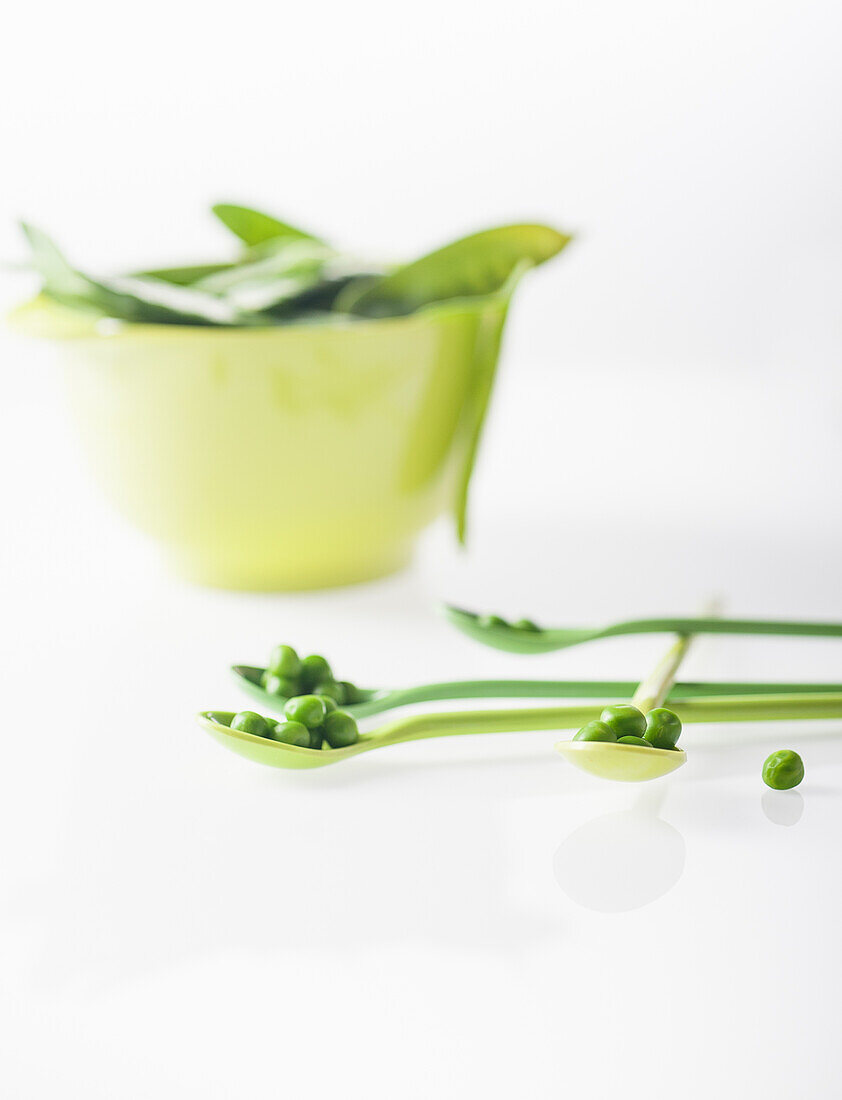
<box><xmin>12</xmin><ymin>289</ymin><xmax>512</xmax><ymax>589</ymax></box>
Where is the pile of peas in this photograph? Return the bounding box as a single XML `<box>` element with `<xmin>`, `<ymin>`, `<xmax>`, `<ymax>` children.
<box><xmin>260</xmin><ymin>645</ymin><xmax>362</xmax><ymax>706</ymax></box>
<box><xmin>476</xmin><ymin>613</ymin><xmax>542</xmax><ymax>632</ymax></box>
<box><xmin>229</xmin><ymin>695</ymin><xmax>360</xmax><ymax>751</ymax></box>
<box><xmin>228</xmin><ymin>644</ymin><xmax>364</xmax><ymax>750</ymax></box>
<box><xmin>574</xmin><ymin>704</ymin><xmax>683</xmax><ymax>750</ymax></box>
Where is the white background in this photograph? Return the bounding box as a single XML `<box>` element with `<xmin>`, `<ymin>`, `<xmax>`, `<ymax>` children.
<box><xmin>2</xmin><ymin>1</ymin><xmax>842</xmax><ymax>1097</ymax></box>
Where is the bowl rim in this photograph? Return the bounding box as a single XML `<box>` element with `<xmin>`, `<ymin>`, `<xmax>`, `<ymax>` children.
<box><xmin>8</xmin><ymin>269</ymin><xmax>521</xmax><ymax>342</ymax></box>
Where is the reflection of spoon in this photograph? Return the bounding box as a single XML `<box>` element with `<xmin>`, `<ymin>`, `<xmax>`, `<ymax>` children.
<box><xmin>443</xmin><ymin>605</ymin><xmax>842</xmax><ymax>655</ymax></box>
<box><xmin>554</xmin><ymin>791</ymin><xmax>686</xmax><ymax>913</ymax></box>
<box><xmin>761</xmin><ymin>790</ymin><xmax>804</xmax><ymax>827</ymax></box>
<box><xmin>199</xmin><ymin>693</ymin><xmax>842</xmax><ymax>770</ymax></box>
<box><xmin>232</xmin><ymin>665</ymin><xmax>842</xmax><ymax>719</ymax></box>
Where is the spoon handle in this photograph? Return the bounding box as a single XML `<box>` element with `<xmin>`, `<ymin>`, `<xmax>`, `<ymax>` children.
<box><xmin>369</xmin><ymin>678</ymin><xmax>842</xmax><ymax>712</ymax></box>
<box><xmin>368</xmin><ymin>693</ymin><xmax>842</xmax><ymax>749</ymax></box>
<box><xmin>601</xmin><ymin>616</ymin><xmax>842</xmax><ymax>641</ymax></box>
<box><xmin>631</xmin><ymin>598</ymin><xmax>722</xmax><ymax>712</ymax></box>
<box><xmin>631</xmin><ymin>633</ymin><xmax>695</xmax><ymax>714</ymax></box>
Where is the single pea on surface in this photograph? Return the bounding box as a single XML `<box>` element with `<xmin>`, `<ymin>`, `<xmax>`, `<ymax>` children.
<box><xmin>600</xmin><ymin>704</ymin><xmax>647</xmax><ymax>739</ymax></box>
<box><xmin>644</xmin><ymin>708</ymin><xmax>683</xmax><ymax>750</ymax></box>
<box><xmin>574</xmin><ymin>720</ymin><xmax>617</xmax><ymax>742</ymax></box>
<box><xmin>617</xmin><ymin>735</ymin><xmax>652</xmax><ymax>747</ymax></box>
<box><xmin>762</xmin><ymin>749</ymin><xmax>804</xmax><ymax>790</ymax></box>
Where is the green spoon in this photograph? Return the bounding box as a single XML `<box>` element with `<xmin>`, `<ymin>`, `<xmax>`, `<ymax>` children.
<box><xmin>232</xmin><ymin>664</ymin><xmax>842</xmax><ymax>719</ymax></box>
<box><xmin>198</xmin><ymin>693</ymin><xmax>842</xmax><ymax>771</ymax></box>
<box><xmin>556</xmin><ymin>630</ymin><xmax>694</xmax><ymax>782</ymax></box>
<box><xmin>442</xmin><ymin>606</ymin><xmax>842</xmax><ymax>655</ymax></box>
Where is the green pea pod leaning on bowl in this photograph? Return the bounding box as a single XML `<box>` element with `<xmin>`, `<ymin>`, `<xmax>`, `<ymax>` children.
<box><xmin>10</xmin><ymin>208</ymin><xmax>572</xmax><ymax>589</ymax></box>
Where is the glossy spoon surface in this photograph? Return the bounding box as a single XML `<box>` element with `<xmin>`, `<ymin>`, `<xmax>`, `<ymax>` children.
<box><xmin>554</xmin><ymin>740</ymin><xmax>687</xmax><ymax>782</ymax></box>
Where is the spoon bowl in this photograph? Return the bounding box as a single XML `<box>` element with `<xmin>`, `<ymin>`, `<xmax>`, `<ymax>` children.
<box><xmin>554</xmin><ymin>740</ymin><xmax>687</xmax><ymax>782</ymax></box>
<box><xmin>200</xmin><ymin>711</ymin><xmax>374</xmax><ymax>769</ymax></box>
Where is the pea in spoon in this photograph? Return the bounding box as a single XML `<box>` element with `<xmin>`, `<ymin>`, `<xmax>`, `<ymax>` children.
<box><xmin>442</xmin><ymin>606</ymin><xmax>842</xmax><ymax>655</ymax></box>
<box><xmin>231</xmin><ymin>664</ymin><xmax>842</xmax><ymax>719</ymax></box>
<box><xmin>198</xmin><ymin>692</ymin><xmax>842</xmax><ymax>771</ymax></box>
<box><xmin>555</xmin><ymin>630</ymin><xmax>694</xmax><ymax>782</ymax></box>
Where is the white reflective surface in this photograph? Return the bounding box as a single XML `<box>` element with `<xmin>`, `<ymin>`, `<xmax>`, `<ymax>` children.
<box><xmin>2</xmin><ymin>326</ymin><xmax>841</xmax><ymax>1099</ymax></box>
<box><xmin>762</xmin><ymin>789</ymin><xmax>805</xmax><ymax>827</ymax></box>
<box><xmin>553</xmin><ymin>792</ymin><xmax>686</xmax><ymax>912</ymax></box>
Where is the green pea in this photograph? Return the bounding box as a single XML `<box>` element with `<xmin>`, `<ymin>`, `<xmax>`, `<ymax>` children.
<box><xmin>600</xmin><ymin>704</ymin><xmax>647</xmax><ymax>739</ymax></box>
<box><xmin>230</xmin><ymin>711</ymin><xmax>270</xmax><ymax>737</ymax></box>
<box><xmin>314</xmin><ymin>679</ymin><xmax>344</xmax><ymax>704</ymax></box>
<box><xmin>644</xmin><ymin>708</ymin><xmax>682</xmax><ymax>749</ymax></box>
<box><xmin>762</xmin><ymin>750</ymin><xmax>804</xmax><ymax>790</ymax></box>
<box><xmin>513</xmin><ymin>618</ymin><xmax>540</xmax><ymax>632</ymax></box>
<box><xmin>338</xmin><ymin>681</ymin><xmax>362</xmax><ymax>704</ymax></box>
<box><xmin>269</xmin><ymin>721</ymin><xmax>311</xmax><ymax>747</ymax></box>
<box><xmin>323</xmin><ymin>710</ymin><xmax>359</xmax><ymax>748</ymax></box>
<box><xmin>573</xmin><ymin>720</ymin><xmax>617</xmax><ymax>742</ymax></box>
<box><xmin>478</xmin><ymin>614</ymin><xmax>507</xmax><ymax>629</ymax></box>
<box><xmin>268</xmin><ymin>644</ymin><xmax>301</xmax><ymax>679</ymax></box>
<box><xmin>284</xmin><ymin>694</ymin><xmax>327</xmax><ymax>729</ymax></box>
<box><xmin>300</xmin><ymin>654</ymin><xmax>332</xmax><ymax>690</ymax></box>
<box><xmin>617</xmin><ymin>735</ymin><xmax>652</xmax><ymax>747</ymax></box>
<box><xmin>308</xmin><ymin>728</ymin><xmax>324</xmax><ymax>750</ymax></box>
<box><xmin>263</xmin><ymin>673</ymin><xmax>299</xmax><ymax>698</ymax></box>
<box><xmin>316</xmin><ymin>694</ymin><xmax>339</xmax><ymax>714</ymax></box>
